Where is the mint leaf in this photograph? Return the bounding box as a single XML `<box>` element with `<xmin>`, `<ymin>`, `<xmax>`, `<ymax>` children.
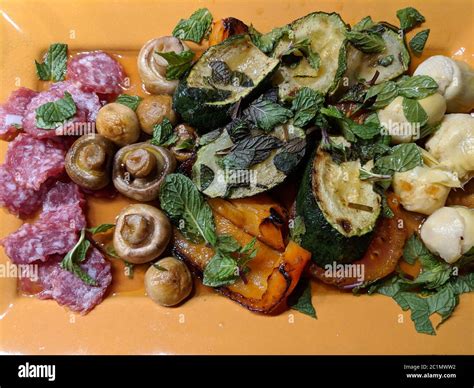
<box><xmin>172</xmin><ymin>8</ymin><xmax>213</xmax><ymax>43</ymax></box>
<box><xmin>397</xmin><ymin>75</ymin><xmax>438</xmax><ymax>99</ymax></box>
<box><xmin>116</xmin><ymin>94</ymin><xmax>142</xmax><ymax>111</ymax></box>
<box><xmin>289</xmin><ymin>216</ymin><xmax>306</xmax><ymax>245</ymax></box>
<box><xmin>397</xmin><ymin>292</ymin><xmax>436</xmax><ymax>335</ymax></box>
<box><xmin>288</xmin><ymin>279</ymin><xmax>316</xmax><ymax>318</ymax></box>
<box><xmin>60</xmin><ymin>229</ymin><xmax>97</xmax><ymax>286</ymax></box>
<box><xmin>155</xmin><ymin>50</ymin><xmax>194</xmax><ymax>80</ymax></box>
<box><xmin>377</xmin><ymin>55</ymin><xmax>394</xmax><ymax>67</ymax></box>
<box><xmin>365</xmin><ymin>81</ymin><xmax>399</xmax><ymax>109</ymax></box>
<box><xmin>353</xmin><ymin>16</ymin><xmax>375</xmax><ymax>32</ymax></box>
<box><xmin>159</xmin><ymin>173</ymin><xmax>217</xmax><ymax>245</ymax></box>
<box><xmin>215</xmin><ymin>234</ymin><xmax>240</xmax><ymax>253</ymax></box>
<box><xmin>396</xmin><ymin>7</ymin><xmax>425</xmax><ymax>31</ymax></box>
<box><xmin>223</xmin><ymin>135</ymin><xmax>282</xmax><ymax>169</ymax></box>
<box><xmin>346</xmin><ymin>30</ymin><xmax>386</xmax><ymax>53</ymax></box>
<box><xmin>203</xmin><ymin>252</ymin><xmax>239</xmax><ymax>287</ymax></box>
<box><xmin>243</xmin><ymin>98</ymin><xmax>293</xmax><ymax>132</ymax></box>
<box><xmin>281</xmin><ymin>38</ymin><xmax>320</xmax><ymax>71</ymax></box>
<box><xmin>208</xmin><ymin>60</ymin><xmax>253</xmax><ymax>88</ymax></box>
<box><xmin>35</xmin><ymin>92</ymin><xmax>77</xmax><ymax>129</ymax></box>
<box><xmin>35</xmin><ymin>43</ymin><xmax>68</xmax><ymax>82</ymax></box>
<box><xmin>374</xmin><ymin>143</ymin><xmax>423</xmax><ymax>175</ymax></box>
<box><xmin>409</xmin><ymin>29</ymin><xmax>430</xmax><ymax>56</ymax></box>
<box><xmin>87</xmin><ymin>224</ymin><xmax>115</xmax><ymax>235</ymax></box>
<box><xmin>291</xmin><ymin>87</ymin><xmax>324</xmax><ymax>127</ymax></box>
<box><xmin>248</xmin><ymin>25</ymin><xmax>292</xmax><ymax>54</ymax></box>
<box><xmin>402</xmin><ymin>97</ymin><xmax>428</xmax><ymax>126</ymax></box>
<box><xmin>151</xmin><ymin>118</ymin><xmax>178</xmax><ymax>147</ymax></box>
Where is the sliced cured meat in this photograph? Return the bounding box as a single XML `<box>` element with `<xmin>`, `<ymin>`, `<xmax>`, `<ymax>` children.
<box><xmin>0</xmin><ymin>88</ymin><xmax>38</xmax><ymax>140</ymax></box>
<box><xmin>22</xmin><ymin>82</ymin><xmax>100</xmax><ymax>139</ymax></box>
<box><xmin>0</xmin><ymin>165</ymin><xmax>48</xmax><ymax>218</ymax></box>
<box><xmin>0</xmin><ymin>182</ymin><xmax>86</xmax><ymax>264</ymax></box>
<box><xmin>3</xmin><ymin>87</ymin><xmax>39</xmax><ymax>114</ymax></box>
<box><xmin>67</xmin><ymin>51</ymin><xmax>125</xmax><ymax>95</ymax></box>
<box><xmin>32</xmin><ymin>248</ymin><xmax>111</xmax><ymax>314</ymax></box>
<box><xmin>42</xmin><ymin>181</ymin><xmax>85</xmax><ymax>212</ymax></box>
<box><xmin>5</xmin><ymin>134</ymin><xmax>66</xmax><ymax>190</ymax></box>
<box><xmin>0</xmin><ymin>221</ymin><xmax>80</xmax><ymax>264</ymax></box>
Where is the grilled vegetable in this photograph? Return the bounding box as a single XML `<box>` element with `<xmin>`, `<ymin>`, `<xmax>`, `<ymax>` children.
<box><xmin>173</xmin><ymin>34</ymin><xmax>280</xmax><ymax>131</ymax></box>
<box><xmin>173</xmin><ymin>212</ymin><xmax>311</xmax><ymax>313</ymax></box>
<box><xmin>114</xmin><ymin>204</ymin><xmax>172</xmax><ymax>264</ymax></box>
<box><xmin>308</xmin><ymin>193</ymin><xmax>415</xmax><ymax>288</ymax></box>
<box><xmin>342</xmin><ymin>22</ymin><xmax>410</xmax><ymax>90</ymax></box>
<box><xmin>192</xmin><ymin>124</ymin><xmax>306</xmax><ymax>198</ymax></box>
<box><xmin>96</xmin><ymin>103</ymin><xmax>141</xmax><ymax>146</ymax></box>
<box><xmin>112</xmin><ymin>142</ymin><xmax>176</xmax><ymax>201</ymax></box>
<box><xmin>65</xmin><ymin>134</ymin><xmax>116</xmax><ymax>190</ymax></box>
<box><xmin>145</xmin><ymin>257</ymin><xmax>193</xmax><ymax>306</ymax></box>
<box><xmin>209</xmin><ymin>17</ymin><xmax>249</xmax><ymax>46</ymax></box>
<box><xmin>136</xmin><ymin>95</ymin><xmax>178</xmax><ymax>135</ymax></box>
<box><xmin>295</xmin><ymin>146</ymin><xmax>379</xmax><ymax>266</ymax></box>
<box><xmin>208</xmin><ymin>194</ymin><xmax>288</xmax><ymax>251</ymax></box>
<box><xmin>272</xmin><ymin>12</ymin><xmax>348</xmax><ymax>100</ymax></box>
<box><xmin>137</xmin><ymin>36</ymin><xmax>190</xmax><ymax>95</ymax></box>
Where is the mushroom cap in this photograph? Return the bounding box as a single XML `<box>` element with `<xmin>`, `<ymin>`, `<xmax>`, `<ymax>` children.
<box><xmin>113</xmin><ymin>204</ymin><xmax>172</xmax><ymax>264</ymax></box>
<box><xmin>112</xmin><ymin>142</ymin><xmax>176</xmax><ymax>201</ymax></box>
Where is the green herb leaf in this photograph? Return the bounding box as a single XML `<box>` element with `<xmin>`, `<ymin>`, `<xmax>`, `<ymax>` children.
<box><xmin>409</xmin><ymin>29</ymin><xmax>430</xmax><ymax>56</ymax></box>
<box><xmin>159</xmin><ymin>173</ymin><xmax>217</xmax><ymax>245</ymax></box>
<box><xmin>248</xmin><ymin>25</ymin><xmax>292</xmax><ymax>54</ymax></box>
<box><xmin>374</xmin><ymin>143</ymin><xmax>423</xmax><ymax>175</ymax></box>
<box><xmin>346</xmin><ymin>30</ymin><xmax>386</xmax><ymax>53</ymax></box>
<box><xmin>60</xmin><ymin>229</ymin><xmax>97</xmax><ymax>286</ymax></box>
<box><xmin>353</xmin><ymin>16</ymin><xmax>375</xmax><ymax>32</ymax></box>
<box><xmin>273</xmin><ymin>137</ymin><xmax>306</xmax><ymax>174</ymax></box>
<box><xmin>87</xmin><ymin>224</ymin><xmax>115</xmax><ymax>235</ymax></box>
<box><xmin>291</xmin><ymin>87</ymin><xmax>324</xmax><ymax>127</ymax></box>
<box><xmin>243</xmin><ymin>98</ymin><xmax>293</xmax><ymax>132</ymax></box>
<box><xmin>155</xmin><ymin>50</ymin><xmax>194</xmax><ymax>80</ymax></box>
<box><xmin>116</xmin><ymin>94</ymin><xmax>143</xmax><ymax>111</ymax></box>
<box><xmin>215</xmin><ymin>234</ymin><xmax>240</xmax><ymax>254</ymax></box>
<box><xmin>402</xmin><ymin>97</ymin><xmax>428</xmax><ymax>126</ymax></box>
<box><xmin>153</xmin><ymin>263</ymin><xmax>168</xmax><ymax>272</ymax></box>
<box><xmin>203</xmin><ymin>252</ymin><xmax>240</xmax><ymax>287</ymax></box>
<box><xmin>397</xmin><ymin>75</ymin><xmax>438</xmax><ymax>99</ymax></box>
<box><xmin>151</xmin><ymin>118</ymin><xmax>178</xmax><ymax>147</ymax></box>
<box><xmin>359</xmin><ymin>168</ymin><xmax>392</xmax><ymax>182</ymax></box>
<box><xmin>289</xmin><ymin>216</ymin><xmax>306</xmax><ymax>245</ymax></box>
<box><xmin>377</xmin><ymin>55</ymin><xmax>394</xmax><ymax>67</ymax></box>
<box><xmin>288</xmin><ymin>279</ymin><xmax>316</xmax><ymax>318</ymax></box>
<box><xmin>208</xmin><ymin>60</ymin><xmax>253</xmax><ymax>87</ymax></box>
<box><xmin>365</xmin><ymin>81</ymin><xmax>399</xmax><ymax>109</ymax></box>
<box><xmin>35</xmin><ymin>92</ymin><xmax>77</xmax><ymax>129</ymax></box>
<box><xmin>172</xmin><ymin>8</ymin><xmax>213</xmax><ymax>43</ymax></box>
<box><xmin>35</xmin><ymin>43</ymin><xmax>68</xmax><ymax>82</ymax></box>
<box><xmin>281</xmin><ymin>38</ymin><xmax>321</xmax><ymax>70</ymax></box>
<box><xmin>223</xmin><ymin>135</ymin><xmax>282</xmax><ymax>169</ymax></box>
<box><xmin>198</xmin><ymin>164</ymin><xmax>215</xmax><ymax>191</ymax></box>
<box><xmin>396</xmin><ymin>7</ymin><xmax>425</xmax><ymax>31</ymax></box>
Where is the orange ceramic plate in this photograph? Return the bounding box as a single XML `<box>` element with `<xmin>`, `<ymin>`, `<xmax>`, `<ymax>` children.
<box><xmin>0</xmin><ymin>0</ymin><xmax>473</xmax><ymax>355</ymax></box>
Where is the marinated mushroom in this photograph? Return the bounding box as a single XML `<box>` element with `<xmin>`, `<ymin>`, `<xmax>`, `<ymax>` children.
<box><xmin>145</xmin><ymin>257</ymin><xmax>193</xmax><ymax>306</ymax></box>
<box><xmin>96</xmin><ymin>103</ymin><xmax>140</xmax><ymax>146</ymax></box>
<box><xmin>65</xmin><ymin>134</ymin><xmax>116</xmax><ymax>190</ymax></box>
<box><xmin>138</xmin><ymin>36</ymin><xmax>190</xmax><ymax>95</ymax></box>
<box><xmin>113</xmin><ymin>204</ymin><xmax>172</xmax><ymax>264</ymax></box>
<box><xmin>170</xmin><ymin>124</ymin><xmax>198</xmax><ymax>162</ymax></box>
<box><xmin>113</xmin><ymin>142</ymin><xmax>176</xmax><ymax>201</ymax></box>
<box><xmin>136</xmin><ymin>95</ymin><xmax>177</xmax><ymax>134</ymax></box>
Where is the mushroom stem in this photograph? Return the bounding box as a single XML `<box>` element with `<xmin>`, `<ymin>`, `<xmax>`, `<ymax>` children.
<box><xmin>121</xmin><ymin>214</ymin><xmax>152</xmax><ymax>246</ymax></box>
<box><xmin>78</xmin><ymin>143</ymin><xmax>107</xmax><ymax>171</ymax></box>
<box><xmin>124</xmin><ymin>148</ymin><xmax>157</xmax><ymax>178</ymax></box>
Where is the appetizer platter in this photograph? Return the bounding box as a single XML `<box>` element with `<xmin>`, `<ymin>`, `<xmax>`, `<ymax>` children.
<box><xmin>0</xmin><ymin>0</ymin><xmax>473</xmax><ymax>354</ymax></box>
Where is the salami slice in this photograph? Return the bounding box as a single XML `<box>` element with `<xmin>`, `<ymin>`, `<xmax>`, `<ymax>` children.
<box><xmin>0</xmin><ymin>182</ymin><xmax>86</xmax><ymax>264</ymax></box>
<box><xmin>0</xmin><ymin>221</ymin><xmax>80</xmax><ymax>264</ymax></box>
<box><xmin>6</xmin><ymin>134</ymin><xmax>66</xmax><ymax>190</ymax></box>
<box><xmin>67</xmin><ymin>51</ymin><xmax>125</xmax><ymax>95</ymax></box>
<box><xmin>22</xmin><ymin>82</ymin><xmax>100</xmax><ymax>139</ymax></box>
<box><xmin>31</xmin><ymin>248</ymin><xmax>111</xmax><ymax>314</ymax></box>
<box><xmin>0</xmin><ymin>165</ymin><xmax>48</xmax><ymax>218</ymax></box>
<box><xmin>0</xmin><ymin>88</ymin><xmax>38</xmax><ymax>140</ymax></box>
